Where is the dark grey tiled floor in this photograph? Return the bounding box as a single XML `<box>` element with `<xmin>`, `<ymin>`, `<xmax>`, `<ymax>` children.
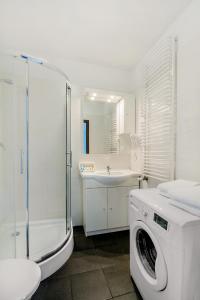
<box><xmin>33</xmin><ymin>227</ymin><xmax>142</xmax><ymax>300</ymax></box>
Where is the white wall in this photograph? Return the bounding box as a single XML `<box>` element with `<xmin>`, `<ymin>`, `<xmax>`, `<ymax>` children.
<box><xmin>47</xmin><ymin>57</ymin><xmax>133</xmax><ymax>93</ymax></box>
<box><xmin>29</xmin><ymin>74</ymin><xmax>66</xmax><ymax>221</ymax></box>
<box><xmin>132</xmin><ymin>0</ymin><xmax>200</xmax><ymax>183</ymax></box>
<box><xmin>80</xmin><ymin>154</ymin><xmax>131</xmax><ymax>169</ymax></box>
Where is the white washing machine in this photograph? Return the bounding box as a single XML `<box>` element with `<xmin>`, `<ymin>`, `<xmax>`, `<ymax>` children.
<box><xmin>129</xmin><ymin>188</ymin><xmax>200</xmax><ymax>300</ymax></box>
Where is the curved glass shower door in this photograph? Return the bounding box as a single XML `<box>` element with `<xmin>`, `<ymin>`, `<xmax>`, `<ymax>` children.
<box><xmin>0</xmin><ymin>55</ymin><xmax>28</xmax><ymax>259</ymax></box>
<box><xmin>28</xmin><ymin>61</ymin><xmax>71</xmax><ymax>262</ymax></box>
<box><xmin>0</xmin><ymin>54</ymin><xmax>71</xmax><ymax>265</ymax></box>
<box><xmin>0</xmin><ymin>56</ymin><xmax>16</xmax><ymax>259</ymax></box>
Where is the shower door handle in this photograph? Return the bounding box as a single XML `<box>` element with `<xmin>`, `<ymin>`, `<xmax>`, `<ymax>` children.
<box><xmin>0</xmin><ymin>141</ymin><xmax>6</xmax><ymax>150</ymax></box>
<box><xmin>70</xmin><ymin>151</ymin><xmax>72</xmax><ymax>168</ymax></box>
<box><xmin>20</xmin><ymin>150</ymin><xmax>24</xmax><ymax>174</ymax></box>
<box><xmin>66</xmin><ymin>151</ymin><xmax>72</xmax><ymax>168</ymax></box>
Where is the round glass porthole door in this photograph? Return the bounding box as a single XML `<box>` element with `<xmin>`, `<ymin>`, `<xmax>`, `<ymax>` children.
<box><xmin>132</xmin><ymin>221</ymin><xmax>168</xmax><ymax>291</ymax></box>
<box><xmin>136</xmin><ymin>229</ymin><xmax>157</xmax><ymax>279</ymax></box>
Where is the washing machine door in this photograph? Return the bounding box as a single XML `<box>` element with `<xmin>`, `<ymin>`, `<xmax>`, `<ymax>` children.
<box><xmin>132</xmin><ymin>220</ymin><xmax>168</xmax><ymax>291</ymax></box>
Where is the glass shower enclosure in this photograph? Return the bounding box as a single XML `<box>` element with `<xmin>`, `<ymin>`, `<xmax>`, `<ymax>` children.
<box><xmin>0</xmin><ymin>53</ymin><xmax>72</xmax><ymax>268</ymax></box>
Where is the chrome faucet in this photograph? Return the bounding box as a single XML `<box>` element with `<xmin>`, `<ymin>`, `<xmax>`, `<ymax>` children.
<box><xmin>106</xmin><ymin>165</ymin><xmax>111</xmax><ymax>175</ymax></box>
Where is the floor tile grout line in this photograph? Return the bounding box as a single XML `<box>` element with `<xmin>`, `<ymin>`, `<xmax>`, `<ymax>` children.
<box><xmin>70</xmin><ymin>268</ymin><xmax>114</xmax><ymax>300</ymax></box>
<box><xmin>115</xmin><ymin>290</ymin><xmax>139</xmax><ymax>298</ymax></box>
<box><xmin>102</xmin><ymin>265</ymin><xmax>114</xmax><ymax>299</ymax></box>
<box><xmin>72</xmin><ymin>266</ymin><xmax>105</xmax><ymax>278</ymax></box>
<box><xmin>52</xmin><ymin>265</ymin><xmax>102</xmax><ymax>280</ymax></box>
<box><xmin>70</xmin><ymin>276</ymin><xmax>74</xmax><ymax>300</ymax></box>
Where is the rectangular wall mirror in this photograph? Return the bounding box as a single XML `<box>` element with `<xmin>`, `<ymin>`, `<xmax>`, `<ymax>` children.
<box><xmin>82</xmin><ymin>89</ymin><xmax>135</xmax><ymax>155</ymax></box>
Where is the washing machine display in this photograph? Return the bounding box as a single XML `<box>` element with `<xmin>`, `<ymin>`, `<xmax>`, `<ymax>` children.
<box><xmin>136</xmin><ymin>229</ymin><xmax>157</xmax><ymax>279</ymax></box>
<box><xmin>154</xmin><ymin>214</ymin><xmax>168</xmax><ymax>230</ymax></box>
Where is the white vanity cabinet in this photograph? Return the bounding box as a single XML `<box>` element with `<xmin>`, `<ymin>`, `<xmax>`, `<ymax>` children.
<box><xmin>108</xmin><ymin>187</ymin><xmax>130</xmax><ymax>229</ymax></box>
<box><xmin>85</xmin><ymin>188</ymin><xmax>107</xmax><ymax>232</ymax></box>
<box><xmin>82</xmin><ymin>177</ymin><xmax>139</xmax><ymax>236</ymax></box>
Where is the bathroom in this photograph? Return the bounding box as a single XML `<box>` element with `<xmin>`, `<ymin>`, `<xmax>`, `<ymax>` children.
<box><xmin>0</xmin><ymin>0</ymin><xmax>200</xmax><ymax>299</ymax></box>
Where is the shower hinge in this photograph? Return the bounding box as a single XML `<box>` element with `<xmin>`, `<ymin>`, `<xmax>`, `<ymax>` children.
<box><xmin>20</xmin><ymin>54</ymin><xmax>45</xmax><ymax>65</ymax></box>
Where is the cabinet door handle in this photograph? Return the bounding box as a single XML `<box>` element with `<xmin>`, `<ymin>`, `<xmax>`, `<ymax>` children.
<box><xmin>109</xmin><ymin>208</ymin><xmax>112</xmax><ymax>210</ymax></box>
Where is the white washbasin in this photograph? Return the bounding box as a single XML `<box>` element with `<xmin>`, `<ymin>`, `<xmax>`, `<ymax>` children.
<box><xmin>81</xmin><ymin>169</ymin><xmax>139</xmax><ymax>185</ymax></box>
<box><xmin>95</xmin><ymin>171</ymin><xmax>123</xmax><ymax>176</ymax></box>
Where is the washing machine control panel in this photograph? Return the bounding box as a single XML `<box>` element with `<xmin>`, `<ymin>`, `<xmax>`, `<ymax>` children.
<box><xmin>154</xmin><ymin>213</ymin><xmax>168</xmax><ymax>230</ymax></box>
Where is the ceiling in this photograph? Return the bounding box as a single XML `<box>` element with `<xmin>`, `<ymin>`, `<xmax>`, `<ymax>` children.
<box><xmin>0</xmin><ymin>0</ymin><xmax>192</xmax><ymax>70</ymax></box>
